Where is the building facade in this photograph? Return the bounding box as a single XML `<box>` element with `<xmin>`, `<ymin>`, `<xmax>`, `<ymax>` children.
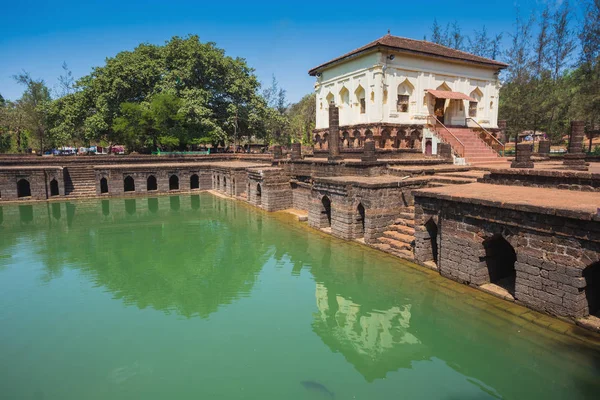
<box><xmin>309</xmin><ymin>34</ymin><xmax>507</xmax><ymax>155</ymax></box>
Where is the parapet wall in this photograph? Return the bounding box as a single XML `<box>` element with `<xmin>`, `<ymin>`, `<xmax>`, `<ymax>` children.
<box><xmin>414</xmin><ymin>192</ymin><xmax>600</xmax><ymax>319</ymax></box>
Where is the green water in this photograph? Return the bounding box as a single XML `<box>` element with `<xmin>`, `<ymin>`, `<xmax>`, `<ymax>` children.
<box><xmin>0</xmin><ymin>195</ymin><xmax>599</xmax><ymax>400</ymax></box>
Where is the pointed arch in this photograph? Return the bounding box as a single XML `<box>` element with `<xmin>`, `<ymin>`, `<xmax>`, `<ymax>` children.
<box><xmin>147</xmin><ymin>175</ymin><xmax>157</xmax><ymax>191</ymax></box>
<box><xmin>325</xmin><ymin>92</ymin><xmax>334</xmax><ymax>106</ymax></box>
<box><xmin>100</xmin><ymin>177</ymin><xmax>108</xmax><ymax>194</ymax></box>
<box><xmin>17</xmin><ymin>179</ymin><xmax>31</xmax><ymax>198</ymax></box>
<box><xmin>256</xmin><ymin>183</ymin><xmax>262</xmax><ymax>206</ymax></box>
<box><xmin>49</xmin><ymin>179</ymin><xmax>59</xmax><ymax>196</ymax></box>
<box><xmin>339</xmin><ymin>86</ymin><xmax>350</xmax><ymax>106</ymax></box>
<box><xmin>355</xmin><ymin>85</ymin><xmax>366</xmax><ymax>114</ymax></box>
<box><xmin>397</xmin><ymin>79</ymin><xmax>414</xmax><ymax>113</ymax></box>
<box><xmin>190</xmin><ymin>174</ymin><xmax>199</xmax><ymax>190</ymax></box>
<box><xmin>469</xmin><ymin>88</ymin><xmax>483</xmax><ymax>118</ymax></box>
<box><xmin>356</xmin><ymin>203</ymin><xmax>365</xmax><ymax>238</ymax></box>
<box><xmin>483</xmin><ymin>234</ymin><xmax>516</xmax><ymax>295</ymax></box>
<box><xmin>123</xmin><ymin>176</ymin><xmax>135</xmax><ymax>192</ymax></box>
<box><xmin>321</xmin><ymin>196</ymin><xmax>332</xmax><ymax>227</ymax></box>
<box><xmin>436</xmin><ymin>82</ymin><xmax>452</xmax><ymax>91</ymax></box>
<box><xmin>169</xmin><ymin>175</ymin><xmax>179</xmax><ymax>191</ymax></box>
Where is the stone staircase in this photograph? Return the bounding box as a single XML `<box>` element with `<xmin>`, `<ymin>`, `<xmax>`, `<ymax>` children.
<box><xmin>64</xmin><ymin>166</ymin><xmax>97</xmax><ymax>197</ymax></box>
<box><xmin>374</xmin><ymin>206</ymin><xmax>416</xmax><ymax>260</ymax></box>
<box><xmin>442</xmin><ymin>127</ymin><xmax>508</xmax><ymax>166</ymax></box>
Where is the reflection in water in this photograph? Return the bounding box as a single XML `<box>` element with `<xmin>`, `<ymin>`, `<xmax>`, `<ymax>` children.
<box><xmin>19</xmin><ymin>205</ymin><xmax>33</xmax><ymax>224</ymax></box>
<box><xmin>0</xmin><ymin>195</ymin><xmax>599</xmax><ymax>400</ymax></box>
<box><xmin>191</xmin><ymin>194</ymin><xmax>200</xmax><ymax>210</ymax></box>
<box><xmin>51</xmin><ymin>203</ymin><xmax>61</xmax><ymax>220</ymax></box>
<box><xmin>102</xmin><ymin>200</ymin><xmax>110</xmax><ymax>216</ymax></box>
<box><xmin>170</xmin><ymin>196</ymin><xmax>180</xmax><ymax>211</ymax></box>
<box><xmin>0</xmin><ymin>205</ymin><xmax>3</xmax><ymax>225</ymax></box>
<box><xmin>125</xmin><ymin>199</ymin><xmax>136</xmax><ymax>215</ymax></box>
<box><xmin>148</xmin><ymin>197</ymin><xmax>158</xmax><ymax>213</ymax></box>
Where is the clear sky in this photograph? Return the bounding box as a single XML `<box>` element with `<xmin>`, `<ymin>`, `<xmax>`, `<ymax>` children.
<box><xmin>0</xmin><ymin>0</ymin><xmax>575</xmax><ymax>103</ymax></box>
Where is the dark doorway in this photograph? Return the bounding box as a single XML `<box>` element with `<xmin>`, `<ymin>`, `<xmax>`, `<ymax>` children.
<box><xmin>322</xmin><ymin>196</ymin><xmax>332</xmax><ymax>227</ymax></box>
<box><xmin>223</xmin><ymin>176</ymin><xmax>227</xmax><ymax>192</ymax></box>
<box><xmin>100</xmin><ymin>178</ymin><xmax>109</xmax><ymax>194</ymax></box>
<box><xmin>124</xmin><ymin>176</ymin><xmax>135</xmax><ymax>192</ymax></box>
<box><xmin>584</xmin><ymin>262</ymin><xmax>600</xmax><ymax>317</ymax></box>
<box><xmin>256</xmin><ymin>184</ymin><xmax>262</xmax><ymax>205</ymax></box>
<box><xmin>190</xmin><ymin>174</ymin><xmax>199</xmax><ymax>190</ymax></box>
<box><xmin>434</xmin><ymin>98</ymin><xmax>446</xmax><ymax>123</ymax></box>
<box><xmin>482</xmin><ymin>234</ymin><xmax>517</xmax><ymax>295</ymax></box>
<box><xmin>425</xmin><ymin>218</ymin><xmax>439</xmax><ymax>265</ymax></box>
<box><xmin>169</xmin><ymin>175</ymin><xmax>179</xmax><ymax>190</ymax></box>
<box><xmin>425</xmin><ymin>139</ymin><xmax>433</xmax><ymax>155</ymax></box>
<box><xmin>356</xmin><ymin>203</ymin><xmax>365</xmax><ymax>237</ymax></box>
<box><xmin>50</xmin><ymin>179</ymin><xmax>59</xmax><ymax>196</ymax></box>
<box><xmin>17</xmin><ymin>179</ymin><xmax>31</xmax><ymax>198</ymax></box>
<box><xmin>147</xmin><ymin>175</ymin><xmax>157</xmax><ymax>191</ymax></box>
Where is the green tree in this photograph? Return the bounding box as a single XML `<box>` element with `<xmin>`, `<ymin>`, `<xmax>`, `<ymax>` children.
<box><xmin>13</xmin><ymin>72</ymin><xmax>52</xmax><ymax>153</ymax></box>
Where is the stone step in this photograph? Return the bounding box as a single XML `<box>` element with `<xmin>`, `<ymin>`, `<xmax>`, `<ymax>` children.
<box><xmin>379</xmin><ymin>237</ymin><xmax>412</xmax><ymax>251</ymax></box>
<box><xmin>391</xmin><ymin>224</ymin><xmax>415</xmax><ymax>235</ymax></box>
<box><xmin>383</xmin><ymin>230</ymin><xmax>414</xmax><ymax>244</ymax></box>
<box><xmin>394</xmin><ymin>217</ymin><xmax>415</xmax><ymax>227</ymax></box>
<box><xmin>430</xmin><ymin>176</ymin><xmax>477</xmax><ymax>185</ymax></box>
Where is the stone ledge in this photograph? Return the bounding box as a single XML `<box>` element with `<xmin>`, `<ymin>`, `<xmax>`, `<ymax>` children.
<box><xmin>414</xmin><ymin>183</ymin><xmax>600</xmax><ymax>222</ymax></box>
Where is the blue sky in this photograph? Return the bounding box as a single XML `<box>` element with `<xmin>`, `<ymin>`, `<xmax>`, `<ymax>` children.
<box><xmin>0</xmin><ymin>0</ymin><xmax>577</xmax><ymax>103</ymax></box>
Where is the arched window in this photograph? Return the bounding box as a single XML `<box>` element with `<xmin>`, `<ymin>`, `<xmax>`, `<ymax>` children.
<box><xmin>339</xmin><ymin>87</ymin><xmax>349</xmax><ymax>107</ymax></box>
<box><xmin>169</xmin><ymin>175</ymin><xmax>179</xmax><ymax>190</ymax></box>
<box><xmin>50</xmin><ymin>179</ymin><xmax>59</xmax><ymax>196</ymax></box>
<box><xmin>469</xmin><ymin>88</ymin><xmax>483</xmax><ymax>118</ymax></box>
<box><xmin>124</xmin><ymin>176</ymin><xmax>135</xmax><ymax>192</ymax></box>
<box><xmin>325</xmin><ymin>92</ymin><xmax>334</xmax><ymax>106</ymax></box>
<box><xmin>380</xmin><ymin>129</ymin><xmax>392</xmax><ymax>149</ymax></box>
<box><xmin>397</xmin><ymin>79</ymin><xmax>414</xmax><ymax>113</ymax></box>
<box><xmin>190</xmin><ymin>174</ymin><xmax>199</xmax><ymax>190</ymax></box>
<box><xmin>100</xmin><ymin>177</ymin><xmax>108</xmax><ymax>194</ymax></box>
<box><xmin>355</xmin><ymin>85</ymin><xmax>366</xmax><ymax>114</ymax></box>
<box><xmin>147</xmin><ymin>175</ymin><xmax>157</xmax><ymax>191</ymax></box>
<box><xmin>17</xmin><ymin>179</ymin><xmax>31</xmax><ymax>198</ymax></box>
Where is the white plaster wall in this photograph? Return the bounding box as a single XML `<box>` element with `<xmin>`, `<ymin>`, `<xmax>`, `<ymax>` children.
<box><xmin>314</xmin><ymin>50</ymin><xmax>502</xmax><ymax>129</ymax></box>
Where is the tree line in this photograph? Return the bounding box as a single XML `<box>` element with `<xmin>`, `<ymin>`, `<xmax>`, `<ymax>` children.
<box><xmin>428</xmin><ymin>0</ymin><xmax>599</xmax><ymax>145</ymax></box>
<box><xmin>0</xmin><ymin>35</ymin><xmax>316</xmax><ymax>154</ymax></box>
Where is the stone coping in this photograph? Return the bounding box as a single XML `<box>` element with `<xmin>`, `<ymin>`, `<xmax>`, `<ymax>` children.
<box><xmin>314</xmin><ymin>175</ymin><xmax>431</xmax><ymax>189</ymax></box>
<box><xmin>94</xmin><ymin>161</ymin><xmax>270</xmax><ymax>170</ymax></box>
<box><xmin>0</xmin><ymin>166</ymin><xmax>63</xmax><ymax>171</ymax></box>
<box><xmin>285</xmin><ymin>158</ymin><xmax>450</xmax><ymax>166</ymax></box>
<box><xmin>415</xmin><ymin>182</ymin><xmax>600</xmax><ymax>221</ymax></box>
<box><xmin>486</xmin><ymin>167</ymin><xmax>600</xmax><ymax>180</ymax></box>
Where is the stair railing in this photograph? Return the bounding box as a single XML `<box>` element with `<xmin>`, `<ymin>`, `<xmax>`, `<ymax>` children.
<box><xmin>427</xmin><ymin>115</ymin><xmax>465</xmax><ymax>158</ymax></box>
<box><xmin>466</xmin><ymin>117</ymin><xmax>505</xmax><ymax>156</ymax></box>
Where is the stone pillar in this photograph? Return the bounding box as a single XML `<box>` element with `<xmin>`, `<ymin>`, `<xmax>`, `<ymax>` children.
<box><xmin>497</xmin><ymin>120</ymin><xmax>507</xmax><ymax>143</ymax></box>
<box><xmin>438</xmin><ymin>143</ymin><xmax>452</xmax><ymax>159</ymax></box>
<box><xmin>290</xmin><ymin>142</ymin><xmax>302</xmax><ymax>161</ymax></box>
<box><xmin>272</xmin><ymin>145</ymin><xmax>283</xmax><ymax>160</ymax></box>
<box><xmin>537</xmin><ymin>140</ymin><xmax>551</xmax><ymax>157</ymax></box>
<box><xmin>511</xmin><ymin>143</ymin><xmax>534</xmax><ymax>168</ymax></box>
<box><xmin>563</xmin><ymin>121</ymin><xmax>588</xmax><ymax>171</ymax></box>
<box><xmin>361</xmin><ymin>139</ymin><xmax>377</xmax><ymax>162</ymax></box>
<box><xmin>328</xmin><ymin>105</ymin><xmax>342</xmax><ymax>162</ymax></box>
